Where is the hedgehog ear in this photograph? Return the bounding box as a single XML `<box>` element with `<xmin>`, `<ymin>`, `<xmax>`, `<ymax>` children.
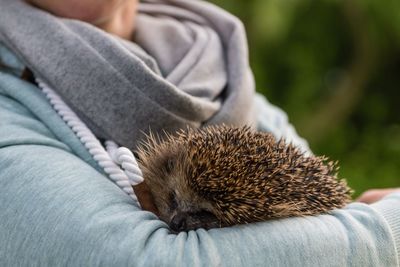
<box><xmin>133</xmin><ymin>182</ymin><xmax>160</xmax><ymax>216</ymax></box>
<box><xmin>163</xmin><ymin>158</ymin><xmax>175</xmax><ymax>175</ymax></box>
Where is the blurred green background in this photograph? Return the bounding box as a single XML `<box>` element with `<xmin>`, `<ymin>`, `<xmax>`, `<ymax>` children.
<box><xmin>209</xmin><ymin>0</ymin><xmax>400</xmax><ymax>197</ymax></box>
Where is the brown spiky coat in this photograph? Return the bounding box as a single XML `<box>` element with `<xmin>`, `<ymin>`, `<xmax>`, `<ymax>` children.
<box><xmin>137</xmin><ymin>126</ymin><xmax>352</xmax><ymax>228</ymax></box>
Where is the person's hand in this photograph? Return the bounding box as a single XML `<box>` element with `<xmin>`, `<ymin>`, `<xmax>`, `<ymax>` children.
<box><xmin>356</xmin><ymin>188</ymin><xmax>400</xmax><ymax>204</ymax></box>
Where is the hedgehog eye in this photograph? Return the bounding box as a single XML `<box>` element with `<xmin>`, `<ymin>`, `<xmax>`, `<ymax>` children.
<box><xmin>165</xmin><ymin>158</ymin><xmax>174</xmax><ymax>174</ymax></box>
<box><xmin>169</xmin><ymin>192</ymin><xmax>178</xmax><ymax>210</ymax></box>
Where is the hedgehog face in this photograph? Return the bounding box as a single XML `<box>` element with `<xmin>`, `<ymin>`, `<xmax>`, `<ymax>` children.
<box><xmin>161</xmin><ymin>182</ymin><xmax>221</xmax><ymax>232</ymax></box>
<box><xmin>143</xmin><ymin>155</ymin><xmax>222</xmax><ymax>232</ymax></box>
<box><xmin>137</xmin><ymin>134</ymin><xmax>222</xmax><ymax>232</ymax></box>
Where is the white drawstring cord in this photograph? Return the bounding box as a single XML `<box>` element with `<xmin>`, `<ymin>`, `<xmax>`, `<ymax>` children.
<box><xmin>35</xmin><ymin>78</ymin><xmax>144</xmax><ymax>205</ymax></box>
<box><xmin>105</xmin><ymin>140</ymin><xmax>144</xmax><ymax>187</ymax></box>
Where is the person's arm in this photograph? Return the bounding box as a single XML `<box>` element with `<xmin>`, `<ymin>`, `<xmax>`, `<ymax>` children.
<box><xmin>1</xmin><ymin>73</ymin><xmax>399</xmax><ymax>266</ymax></box>
<box><xmin>254</xmin><ymin>93</ymin><xmax>311</xmax><ymax>154</ymax></box>
<box><xmin>358</xmin><ymin>188</ymin><xmax>400</xmax><ymax>204</ymax></box>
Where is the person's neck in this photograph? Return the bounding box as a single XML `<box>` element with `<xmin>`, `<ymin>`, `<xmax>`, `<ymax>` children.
<box><xmin>94</xmin><ymin>0</ymin><xmax>138</xmax><ymax>40</ymax></box>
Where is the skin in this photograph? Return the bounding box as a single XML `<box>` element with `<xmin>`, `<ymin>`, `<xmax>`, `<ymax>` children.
<box><xmin>357</xmin><ymin>188</ymin><xmax>400</xmax><ymax>204</ymax></box>
<box><xmin>25</xmin><ymin>0</ymin><xmax>139</xmax><ymax>39</ymax></box>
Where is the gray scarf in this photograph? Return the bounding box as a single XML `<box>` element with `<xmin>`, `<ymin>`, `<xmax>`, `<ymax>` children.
<box><xmin>0</xmin><ymin>0</ymin><xmax>256</xmax><ymax>149</ymax></box>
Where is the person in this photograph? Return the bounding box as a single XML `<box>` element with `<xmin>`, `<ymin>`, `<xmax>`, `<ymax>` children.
<box><xmin>0</xmin><ymin>0</ymin><xmax>399</xmax><ymax>266</ymax></box>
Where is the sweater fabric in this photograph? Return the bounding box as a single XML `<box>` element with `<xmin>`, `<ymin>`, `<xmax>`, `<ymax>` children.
<box><xmin>0</xmin><ymin>43</ymin><xmax>399</xmax><ymax>267</ymax></box>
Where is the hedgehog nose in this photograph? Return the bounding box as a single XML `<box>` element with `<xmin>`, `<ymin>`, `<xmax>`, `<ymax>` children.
<box><xmin>170</xmin><ymin>213</ymin><xmax>187</xmax><ymax>232</ymax></box>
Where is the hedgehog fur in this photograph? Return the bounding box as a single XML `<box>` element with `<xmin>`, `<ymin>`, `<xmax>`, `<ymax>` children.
<box><xmin>137</xmin><ymin>125</ymin><xmax>352</xmax><ymax>232</ymax></box>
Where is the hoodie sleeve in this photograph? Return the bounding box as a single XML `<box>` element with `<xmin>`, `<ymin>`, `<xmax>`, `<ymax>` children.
<box><xmin>254</xmin><ymin>93</ymin><xmax>312</xmax><ymax>154</ymax></box>
<box><xmin>0</xmin><ymin>72</ymin><xmax>399</xmax><ymax>267</ymax></box>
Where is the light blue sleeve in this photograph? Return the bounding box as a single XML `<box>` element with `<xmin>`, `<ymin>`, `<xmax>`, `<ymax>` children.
<box><xmin>0</xmin><ymin>72</ymin><xmax>399</xmax><ymax>267</ymax></box>
<box><xmin>254</xmin><ymin>93</ymin><xmax>311</xmax><ymax>154</ymax></box>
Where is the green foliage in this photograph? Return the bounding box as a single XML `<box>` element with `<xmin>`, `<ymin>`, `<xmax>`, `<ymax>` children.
<box><xmin>209</xmin><ymin>0</ymin><xmax>400</xmax><ymax>196</ymax></box>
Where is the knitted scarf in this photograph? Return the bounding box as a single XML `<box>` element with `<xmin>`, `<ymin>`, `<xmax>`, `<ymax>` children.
<box><xmin>0</xmin><ymin>0</ymin><xmax>256</xmax><ymax>149</ymax></box>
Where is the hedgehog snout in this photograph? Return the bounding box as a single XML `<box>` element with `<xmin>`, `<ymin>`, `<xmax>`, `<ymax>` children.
<box><xmin>169</xmin><ymin>213</ymin><xmax>187</xmax><ymax>232</ymax></box>
<box><xmin>167</xmin><ymin>209</ymin><xmax>220</xmax><ymax>232</ymax></box>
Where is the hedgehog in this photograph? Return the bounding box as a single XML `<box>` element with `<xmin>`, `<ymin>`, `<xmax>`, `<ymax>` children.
<box><xmin>136</xmin><ymin>125</ymin><xmax>352</xmax><ymax>233</ymax></box>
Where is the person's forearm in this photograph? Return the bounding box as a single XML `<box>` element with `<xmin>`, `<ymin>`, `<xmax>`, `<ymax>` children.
<box><xmin>254</xmin><ymin>93</ymin><xmax>311</xmax><ymax>154</ymax></box>
<box><xmin>1</xmin><ymin>146</ymin><xmax>400</xmax><ymax>267</ymax></box>
<box><xmin>358</xmin><ymin>188</ymin><xmax>400</xmax><ymax>204</ymax></box>
<box><xmin>370</xmin><ymin>192</ymin><xmax>400</xmax><ymax>263</ymax></box>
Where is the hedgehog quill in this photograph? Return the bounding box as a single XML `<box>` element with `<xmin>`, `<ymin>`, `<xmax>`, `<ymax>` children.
<box><xmin>136</xmin><ymin>126</ymin><xmax>352</xmax><ymax>233</ymax></box>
